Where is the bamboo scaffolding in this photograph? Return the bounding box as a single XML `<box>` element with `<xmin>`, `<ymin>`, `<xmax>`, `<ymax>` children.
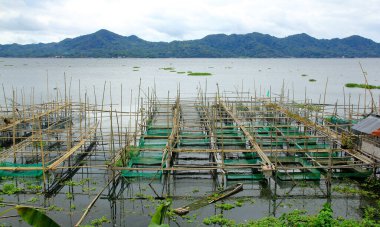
<box><xmin>218</xmin><ymin>101</ymin><xmax>275</xmax><ymax>171</ymax></box>
<box><xmin>47</xmin><ymin>122</ymin><xmax>98</xmax><ymax>170</ymax></box>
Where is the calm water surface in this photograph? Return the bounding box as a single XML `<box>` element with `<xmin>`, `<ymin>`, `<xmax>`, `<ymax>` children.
<box><xmin>1</xmin><ymin>58</ymin><xmax>380</xmax><ymax>107</ymax></box>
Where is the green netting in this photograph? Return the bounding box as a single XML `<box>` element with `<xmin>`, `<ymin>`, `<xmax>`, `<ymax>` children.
<box><xmin>0</xmin><ymin>162</ymin><xmax>43</xmax><ymax>177</ymax></box>
<box><xmin>226</xmin><ymin>173</ymin><xmax>265</xmax><ymax>180</ymax></box>
<box><xmin>146</xmin><ymin>128</ymin><xmax>172</xmax><ymax>136</ymax></box>
<box><xmin>306</xmin><ymin>152</ymin><xmax>338</xmax><ymax>157</ymax></box>
<box><xmin>224</xmin><ymin>159</ymin><xmax>259</xmax><ymax>165</ymax></box>
<box><xmin>292</xmin><ymin>138</ymin><xmax>318</xmax><ymax>145</ymax></box>
<box><xmin>129</xmin><ymin>156</ymin><xmax>162</xmax><ymax>165</ymax></box>
<box><xmin>319</xmin><ymin>167</ymin><xmax>372</xmax><ymax>179</ymax></box>
<box><xmin>330</xmin><ymin>171</ymin><xmax>372</xmax><ymax>179</ymax></box>
<box><xmin>225</xmin><ymin>155</ymin><xmax>264</xmax><ymax>180</ymax></box>
<box><xmin>180</xmin><ymin>132</ymin><xmax>206</xmax><ymax>136</ymax></box>
<box><xmin>280</xmin><ymin>131</ymin><xmax>304</xmax><ymax>136</ymax></box>
<box><xmin>274</xmin><ymin>157</ymin><xmax>321</xmax><ymax>181</ymax></box>
<box><xmin>256</xmin><ymin>140</ymin><xmax>286</xmax><ymax>146</ymax></box>
<box><xmin>242</xmin><ymin>152</ymin><xmax>258</xmax><ymax>159</ymax></box>
<box><xmin>290</xmin><ymin>144</ymin><xmax>330</xmax><ymax>149</ymax></box>
<box><xmin>279</xmin><ymin>126</ymin><xmax>301</xmax><ymax>132</ymax></box>
<box><xmin>256</xmin><ymin>127</ymin><xmax>271</xmax><ymax>133</ymax></box>
<box><xmin>122</xmin><ymin>170</ymin><xmax>162</xmax><ymax>178</ymax></box>
<box><xmin>276</xmin><ymin>171</ymin><xmax>320</xmax><ymax>180</ymax></box>
<box><xmin>255</xmin><ymin>131</ymin><xmax>280</xmax><ymax>136</ymax></box>
<box><xmin>216</xmin><ymin>129</ymin><xmax>243</xmax><ymax>135</ymax></box>
<box><xmin>180</xmin><ymin>138</ymin><xmax>210</xmax><ymax>146</ymax></box>
<box><xmin>217</xmin><ymin>139</ymin><xmax>246</xmax><ymax>146</ymax></box>
<box><xmin>122</xmin><ymin>132</ymin><xmax>165</xmax><ymax>178</ymax></box>
<box><xmin>139</xmin><ymin>138</ymin><xmax>168</xmax><ymax>148</ymax></box>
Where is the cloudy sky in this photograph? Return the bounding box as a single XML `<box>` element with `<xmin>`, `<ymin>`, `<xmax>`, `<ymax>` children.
<box><xmin>0</xmin><ymin>0</ymin><xmax>380</xmax><ymax>44</ymax></box>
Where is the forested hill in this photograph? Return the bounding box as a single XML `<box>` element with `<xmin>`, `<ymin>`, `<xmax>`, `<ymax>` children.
<box><xmin>1</xmin><ymin>29</ymin><xmax>380</xmax><ymax>58</ymax></box>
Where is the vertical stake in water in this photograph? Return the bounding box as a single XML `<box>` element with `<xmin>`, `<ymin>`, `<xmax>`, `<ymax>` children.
<box><xmin>134</xmin><ymin>78</ymin><xmax>141</xmax><ymax>146</ymax></box>
<box><xmin>12</xmin><ymin>90</ymin><xmax>16</xmax><ymax>163</ymax></box>
<box><xmin>2</xmin><ymin>83</ymin><xmax>8</xmax><ymax>112</ymax></box>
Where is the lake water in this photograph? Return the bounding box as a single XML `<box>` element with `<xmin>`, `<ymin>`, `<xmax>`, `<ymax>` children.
<box><xmin>1</xmin><ymin>58</ymin><xmax>380</xmax><ymax>226</ymax></box>
<box><xmin>1</xmin><ymin>58</ymin><xmax>380</xmax><ymax>110</ymax></box>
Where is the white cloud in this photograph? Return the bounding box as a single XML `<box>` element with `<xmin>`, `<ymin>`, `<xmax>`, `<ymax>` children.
<box><xmin>0</xmin><ymin>0</ymin><xmax>379</xmax><ymax>44</ymax></box>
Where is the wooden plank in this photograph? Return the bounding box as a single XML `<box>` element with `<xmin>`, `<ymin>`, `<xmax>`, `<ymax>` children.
<box><xmin>162</xmin><ymin>98</ymin><xmax>180</xmax><ymax>168</ymax></box>
<box><xmin>171</xmin><ymin>148</ymin><xmax>334</xmax><ymax>153</ymax></box>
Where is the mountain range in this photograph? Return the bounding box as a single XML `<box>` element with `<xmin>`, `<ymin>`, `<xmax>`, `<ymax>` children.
<box><xmin>1</xmin><ymin>29</ymin><xmax>380</xmax><ymax>58</ymax></box>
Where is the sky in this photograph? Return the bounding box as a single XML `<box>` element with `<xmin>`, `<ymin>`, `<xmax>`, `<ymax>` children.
<box><xmin>0</xmin><ymin>0</ymin><xmax>380</xmax><ymax>44</ymax></box>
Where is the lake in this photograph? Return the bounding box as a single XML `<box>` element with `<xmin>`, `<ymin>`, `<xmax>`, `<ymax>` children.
<box><xmin>1</xmin><ymin>58</ymin><xmax>380</xmax><ymax>109</ymax></box>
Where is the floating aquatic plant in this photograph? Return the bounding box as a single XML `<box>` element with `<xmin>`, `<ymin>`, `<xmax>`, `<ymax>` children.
<box><xmin>160</xmin><ymin>67</ymin><xmax>175</xmax><ymax>71</ymax></box>
<box><xmin>215</xmin><ymin>203</ymin><xmax>235</xmax><ymax>210</ymax></box>
<box><xmin>90</xmin><ymin>216</ymin><xmax>111</xmax><ymax>226</ymax></box>
<box><xmin>187</xmin><ymin>72</ymin><xmax>212</xmax><ymax>76</ymax></box>
<box><xmin>1</xmin><ymin>183</ymin><xmax>22</xmax><ymax>195</ymax></box>
<box><xmin>345</xmin><ymin>83</ymin><xmax>380</xmax><ymax>89</ymax></box>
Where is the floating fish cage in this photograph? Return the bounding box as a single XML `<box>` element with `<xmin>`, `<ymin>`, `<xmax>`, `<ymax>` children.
<box><xmin>1</xmin><ymin>83</ymin><xmax>379</xmax><ymax>226</ymax></box>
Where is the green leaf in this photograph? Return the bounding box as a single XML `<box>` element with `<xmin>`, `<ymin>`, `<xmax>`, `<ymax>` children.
<box><xmin>149</xmin><ymin>200</ymin><xmax>171</xmax><ymax>227</ymax></box>
<box><xmin>16</xmin><ymin>206</ymin><xmax>60</xmax><ymax>227</ymax></box>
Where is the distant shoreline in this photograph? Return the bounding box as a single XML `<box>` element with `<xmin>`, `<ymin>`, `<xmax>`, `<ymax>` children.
<box><xmin>1</xmin><ymin>29</ymin><xmax>380</xmax><ymax>58</ymax></box>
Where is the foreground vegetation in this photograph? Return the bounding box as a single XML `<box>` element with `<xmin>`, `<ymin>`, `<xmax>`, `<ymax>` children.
<box><xmin>164</xmin><ymin>177</ymin><xmax>380</xmax><ymax>226</ymax></box>
<box><xmin>201</xmin><ymin>203</ymin><xmax>378</xmax><ymax>226</ymax></box>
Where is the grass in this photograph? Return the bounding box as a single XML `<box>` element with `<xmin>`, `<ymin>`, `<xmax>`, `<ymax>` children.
<box><xmin>345</xmin><ymin>83</ymin><xmax>380</xmax><ymax>89</ymax></box>
<box><xmin>187</xmin><ymin>72</ymin><xmax>212</xmax><ymax>76</ymax></box>
<box><xmin>309</xmin><ymin>79</ymin><xmax>316</xmax><ymax>82</ymax></box>
<box><xmin>301</xmin><ymin>74</ymin><xmax>308</xmax><ymax>77</ymax></box>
